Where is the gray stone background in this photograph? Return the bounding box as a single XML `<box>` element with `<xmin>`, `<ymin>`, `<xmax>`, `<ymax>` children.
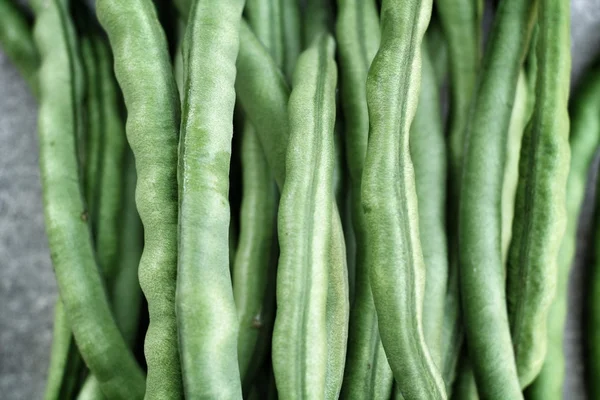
<box><xmin>1</xmin><ymin>1</ymin><xmax>599</xmax><ymax>399</ymax></box>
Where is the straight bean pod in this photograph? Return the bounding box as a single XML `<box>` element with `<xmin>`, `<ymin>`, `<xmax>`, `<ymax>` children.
<box><xmin>176</xmin><ymin>0</ymin><xmax>244</xmax><ymax>398</ymax></box>
<box><xmin>410</xmin><ymin>36</ymin><xmax>448</xmax><ymax>369</ymax></box>
<box><xmin>458</xmin><ymin>0</ymin><xmax>537</xmax><ymax>398</ymax></box>
<box><xmin>31</xmin><ymin>0</ymin><xmax>145</xmax><ymax>398</ymax></box>
<box><xmin>506</xmin><ymin>0</ymin><xmax>570</xmax><ymax>388</ymax></box>
<box><xmin>362</xmin><ymin>0</ymin><xmax>446</xmax><ymax>398</ymax></box>
<box><xmin>587</xmin><ymin>170</ymin><xmax>600</xmax><ymax>399</ymax></box>
<box><xmin>501</xmin><ymin>70</ymin><xmax>529</xmax><ymax>264</ymax></box>
<box><xmin>0</xmin><ymin>0</ymin><xmax>38</xmax><ymax>93</ymax></box>
<box><xmin>234</xmin><ymin>0</ymin><xmax>281</xmax><ymax>387</ymax></box>
<box><xmin>336</xmin><ymin>0</ymin><xmax>394</xmax><ymax>398</ymax></box>
<box><xmin>303</xmin><ymin>0</ymin><xmax>334</xmax><ymax>47</ymax></box>
<box><xmin>526</xmin><ymin>65</ymin><xmax>600</xmax><ymax>400</ymax></box>
<box><xmin>96</xmin><ymin>0</ymin><xmax>183</xmax><ymax>397</ymax></box>
<box><xmin>272</xmin><ymin>34</ymin><xmax>337</xmax><ymax>399</ymax></box>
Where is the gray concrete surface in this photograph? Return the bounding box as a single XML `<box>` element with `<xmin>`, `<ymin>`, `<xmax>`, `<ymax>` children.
<box><xmin>1</xmin><ymin>1</ymin><xmax>600</xmax><ymax>399</ymax></box>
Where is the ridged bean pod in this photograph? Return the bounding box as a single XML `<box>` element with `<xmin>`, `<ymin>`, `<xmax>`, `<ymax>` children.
<box><xmin>506</xmin><ymin>0</ymin><xmax>570</xmax><ymax>388</ymax></box>
<box><xmin>236</xmin><ymin>23</ymin><xmax>349</xmax><ymax>399</ymax></box>
<box><xmin>526</xmin><ymin>66</ymin><xmax>600</xmax><ymax>400</ymax></box>
<box><xmin>336</xmin><ymin>0</ymin><xmax>394</xmax><ymax>398</ymax></box>
<box><xmin>410</xmin><ymin>36</ymin><xmax>448</xmax><ymax>369</ymax></box>
<box><xmin>96</xmin><ymin>0</ymin><xmax>183</xmax><ymax>397</ymax></box>
<box><xmin>31</xmin><ymin>0</ymin><xmax>145</xmax><ymax>398</ymax></box>
<box><xmin>272</xmin><ymin>33</ymin><xmax>337</xmax><ymax>399</ymax></box>
<box><xmin>0</xmin><ymin>0</ymin><xmax>38</xmax><ymax>93</ymax></box>
<box><xmin>362</xmin><ymin>0</ymin><xmax>446</xmax><ymax>399</ymax></box>
<box><xmin>458</xmin><ymin>0</ymin><xmax>537</xmax><ymax>397</ymax></box>
<box><xmin>176</xmin><ymin>0</ymin><xmax>244</xmax><ymax>398</ymax></box>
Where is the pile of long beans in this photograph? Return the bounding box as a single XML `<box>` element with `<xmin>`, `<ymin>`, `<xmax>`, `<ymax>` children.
<box><xmin>3</xmin><ymin>0</ymin><xmax>599</xmax><ymax>399</ymax></box>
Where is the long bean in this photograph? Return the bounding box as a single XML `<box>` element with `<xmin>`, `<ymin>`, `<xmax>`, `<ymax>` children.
<box><xmin>234</xmin><ymin>0</ymin><xmax>281</xmax><ymax>387</ymax></box>
<box><xmin>336</xmin><ymin>0</ymin><xmax>394</xmax><ymax>398</ymax></box>
<box><xmin>176</xmin><ymin>0</ymin><xmax>244</xmax><ymax>398</ymax></box>
<box><xmin>31</xmin><ymin>0</ymin><xmax>145</xmax><ymax>398</ymax></box>
<box><xmin>410</xmin><ymin>36</ymin><xmax>448</xmax><ymax>369</ymax></box>
<box><xmin>236</xmin><ymin>22</ymin><xmax>350</xmax><ymax>399</ymax></box>
<box><xmin>526</xmin><ymin>65</ymin><xmax>600</xmax><ymax>400</ymax></box>
<box><xmin>362</xmin><ymin>0</ymin><xmax>446</xmax><ymax>398</ymax></box>
<box><xmin>97</xmin><ymin>0</ymin><xmax>183</xmax><ymax>397</ymax></box>
<box><xmin>272</xmin><ymin>33</ymin><xmax>337</xmax><ymax>399</ymax></box>
<box><xmin>587</xmin><ymin>169</ymin><xmax>600</xmax><ymax>399</ymax></box>
<box><xmin>458</xmin><ymin>0</ymin><xmax>537</xmax><ymax>397</ymax></box>
<box><xmin>506</xmin><ymin>0</ymin><xmax>570</xmax><ymax>388</ymax></box>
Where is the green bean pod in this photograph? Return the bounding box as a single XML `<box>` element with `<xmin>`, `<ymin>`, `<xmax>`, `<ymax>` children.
<box><xmin>336</xmin><ymin>0</ymin><xmax>393</xmax><ymax>398</ymax></box>
<box><xmin>236</xmin><ymin>23</ymin><xmax>349</xmax><ymax>399</ymax></box>
<box><xmin>280</xmin><ymin>0</ymin><xmax>301</xmax><ymax>80</ymax></box>
<box><xmin>0</xmin><ymin>0</ymin><xmax>38</xmax><ymax>93</ymax></box>
<box><xmin>97</xmin><ymin>0</ymin><xmax>183</xmax><ymax>397</ymax></box>
<box><xmin>426</xmin><ymin>16</ymin><xmax>449</xmax><ymax>87</ymax></box>
<box><xmin>501</xmin><ymin>70</ymin><xmax>529</xmax><ymax>264</ymax></box>
<box><xmin>32</xmin><ymin>0</ymin><xmax>145</xmax><ymax>398</ymax></box>
<box><xmin>451</xmin><ymin>355</ymin><xmax>478</xmax><ymax>400</ymax></box>
<box><xmin>458</xmin><ymin>0</ymin><xmax>537</xmax><ymax>398</ymax></box>
<box><xmin>234</xmin><ymin>0</ymin><xmax>281</xmax><ymax>387</ymax></box>
<box><xmin>362</xmin><ymin>0</ymin><xmax>446</xmax><ymax>398</ymax></box>
<box><xmin>272</xmin><ymin>33</ymin><xmax>337</xmax><ymax>399</ymax></box>
<box><xmin>410</xmin><ymin>36</ymin><xmax>448</xmax><ymax>369</ymax></box>
<box><xmin>526</xmin><ymin>67</ymin><xmax>600</xmax><ymax>400</ymax></box>
<box><xmin>506</xmin><ymin>0</ymin><xmax>570</xmax><ymax>388</ymax></box>
<box><xmin>587</xmin><ymin>171</ymin><xmax>600</xmax><ymax>400</ymax></box>
<box><xmin>44</xmin><ymin>303</ymin><xmax>85</xmax><ymax>400</ymax></box>
<box><xmin>303</xmin><ymin>0</ymin><xmax>334</xmax><ymax>47</ymax></box>
<box><xmin>233</xmin><ymin>120</ymin><xmax>277</xmax><ymax>385</ymax></box>
<box><xmin>176</xmin><ymin>0</ymin><xmax>244</xmax><ymax>397</ymax></box>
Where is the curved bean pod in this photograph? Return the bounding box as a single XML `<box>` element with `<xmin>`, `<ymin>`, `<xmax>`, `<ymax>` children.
<box><xmin>31</xmin><ymin>0</ymin><xmax>145</xmax><ymax>398</ymax></box>
<box><xmin>526</xmin><ymin>66</ymin><xmax>600</xmax><ymax>400</ymax></box>
<box><xmin>176</xmin><ymin>0</ymin><xmax>244</xmax><ymax>398</ymax></box>
<box><xmin>410</xmin><ymin>36</ymin><xmax>448</xmax><ymax>369</ymax></box>
<box><xmin>458</xmin><ymin>0</ymin><xmax>537</xmax><ymax>398</ymax></box>
<box><xmin>272</xmin><ymin>34</ymin><xmax>337</xmax><ymax>399</ymax></box>
<box><xmin>336</xmin><ymin>0</ymin><xmax>393</xmax><ymax>398</ymax></box>
<box><xmin>506</xmin><ymin>0</ymin><xmax>570</xmax><ymax>388</ymax></box>
<box><xmin>0</xmin><ymin>0</ymin><xmax>38</xmax><ymax>93</ymax></box>
<box><xmin>362</xmin><ymin>1</ymin><xmax>446</xmax><ymax>399</ymax></box>
<box><xmin>236</xmin><ymin>24</ymin><xmax>349</xmax><ymax>399</ymax></box>
<box><xmin>96</xmin><ymin>0</ymin><xmax>183</xmax><ymax>397</ymax></box>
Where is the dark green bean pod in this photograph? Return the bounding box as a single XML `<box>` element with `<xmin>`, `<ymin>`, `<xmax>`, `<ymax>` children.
<box><xmin>272</xmin><ymin>33</ymin><xmax>337</xmax><ymax>399</ymax></box>
<box><xmin>361</xmin><ymin>0</ymin><xmax>446</xmax><ymax>398</ymax></box>
<box><xmin>506</xmin><ymin>0</ymin><xmax>570</xmax><ymax>388</ymax></box>
<box><xmin>97</xmin><ymin>0</ymin><xmax>183</xmax><ymax>397</ymax></box>
<box><xmin>176</xmin><ymin>0</ymin><xmax>244</xmax><ymax>398</ymax></box>
<box><xmin>0</xmin><ymin>0</ymin><xmax>38</xmax><ymax>93</ymax></box>
<box><xmin>280</xmin><ymin>0</ymin><xmax>301</xmax><ymax>80</ymax></box>
<box><xmin>458</xmin><ymin>0</ymin><xmax>537</xmax><ymax>397</ymax></box>
<box><xmin>336</xmin><ymin>1</ymin><xmax>393</xmax><ymax>397</ymax></box>
<box><xmin>236</xmin><ymin>22</ymin><xmax>349</xmax><ymax>400</ymax></box>
<box><xmin>303</xmin><ymin>0</ymin><xmax>334</xmax><ymax>47</ymax></box>
<box><xmin>31</xmin><ymin>0</ymin><xmax>145</xmax><ymax>398</ymax></box>
<box><xmin>526</xmin><ymin>68</ymin><xmax>600</xmax><ymax>400</ymax></box>
<box><xmin>587</xmin><ymin>171</ymin><xmax>600</xmax><ymax>399</ymax></box>
<box><xmin>410</xmin><ymin>36</ymin><xmax>448</xmax><ymax>369</ymax></box>
<box><xmin>451</xmin><ymin>355</ymin><xmax>478</xmax><ymax>400</ymax></box>
<box><xmin>426</xmin><ymin>16</ymin><xmax>449</xmax><ymax>87</ymax></box>
<box><xmin>234</xmin><ymin>0</ymin><xmax>280</xmax><ymax>387</ymax></box>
